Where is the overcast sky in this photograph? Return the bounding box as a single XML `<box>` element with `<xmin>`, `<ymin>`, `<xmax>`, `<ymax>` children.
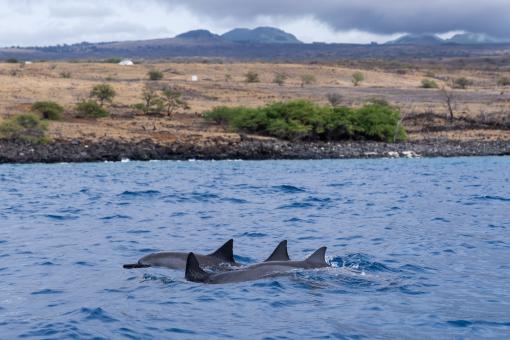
<box><xmin>1</xmin><ymin>0</ymin><xmax>509</xmax><ymax>46</ymax></box>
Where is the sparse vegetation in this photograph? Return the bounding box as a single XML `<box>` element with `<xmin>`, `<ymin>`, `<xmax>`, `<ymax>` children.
<box><xmin>273</xmin><ymin>72</ymin><xmax>288</xmax><ymax>86</ymax></box>
<box><xmin>31</xmin><ymin>101</ymin><xmax>64</xmax><ymax>120</ymax></box>
<box><xmin>244</xmin><ymin>71</ymin><xmax>260</xmax><ymax>83</ymax></box>
<box><xmin>6</xmin><ymin>58</ymin><xmax>19</xmax><ymax>64</ymax></box>
<box><xmin>90</xmin><ymin>84</ymin><xmax>116</xmax><ymax>107</ymax></box>
<box><xmin>0</xmin><ymin>114</ymin><xmax>49</xmax><ymax>143</ymax></box>
<box><xmin>204</xmin><ymin>100</ymin><xmax>406</xmax><ymax>142</ymax></box>
<box><xmin>225</xmin><ymin>74</ymin><xmax>232</xmax><ymax>82</ymax></box>
<box><xmin>103</xmin><ymin>58</ymin><xmax>122</xmax><ymax>64</ymax></box>
<box><xmin>300</xmin><ymin>74</ymin><xmax>316</xmax><ymax>87</ymax></box>
<box><xmin>453</xmin><ymin>77</ymin><xmax>473</xmax><ymax>89</ymax></box>
<box><xmin>75</xmin><ymin>100</ymin><xmax>109</xmax><ymax>118</ymax></box>
<box><xmin>352</xmin><ymin>72</ymin><xmax>365</xmax><ymax>86</ymax></box>
<box><xmin>421</xmin><ymin>79</ymin><xmax>439</xmax><ymax>89</ymax></box>
<box><xmin>148</xmin><ymin>69</ymin><xmax>164</xmax><ymax>81</ymax></box>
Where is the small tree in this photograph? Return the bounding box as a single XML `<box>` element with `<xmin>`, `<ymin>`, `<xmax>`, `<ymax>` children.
<box><xmin>133</xmin><ymin>85</ymin><xmax>164</xmax><ymax>115</ymax></box>
<box><xmin>148</xmin><ymin>69</ymin><xmax>164</xmax><ymax>81</ymax></box>
<box><xmin>225</xmin><ymin>74</ymin><xmax>232</xmax><ymax>82</ymax></box>
<box><xmin>300</xmin><ymin>74</ymin><xmax>316</xmax><ymax>87</ymax></box>
<box><xmin>75</xmin><ymin>100</ymin><xmax>109</xmax><ymax>118</ymax></box>
<box><xmin>31</xmin><ymin>101</ymin><xmax>64</xmax><ymax>120</ymax></box>
<box><xmin>161</xmin><ymin>87</ymin><xmax>189</xmax><ymax>116</ymax></box>
<box><xmin>421</xmin><ymin>79</ymin><xmax>439</xmax><ymax>89</ymax></box>
<box><xmin>90</xmin><ymin>84</ymin><xmax>116</xmax><ymax>107</ymax></box>
<box><xmin>273</xmin><ymin>72</ymin><xmax>288</xmax><ymax>86</ymax></box>
<box><xmin>245</xmin><ymin>71</ymin><xmax>260</xmax><ymax>83</ymax></box>
<box><xmin>453</xmin><ymin>77</ymin><xmax>473</xmax><ymax>89</ymax></box>
<box><xmin>352</xmin><ymin>72</ymin><xmax>365</xmax><ymax>86</ymax></box>
<box><xmin>326</xmin><ymin>93</ymin><xmax>343</xmax><ymax>107</ymax></box>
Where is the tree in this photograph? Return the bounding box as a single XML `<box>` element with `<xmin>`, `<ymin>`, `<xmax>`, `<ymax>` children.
<box><xmin>300</xmin><ymin>74</ymin><xmax>316</xmax><ymax>87</ymax></box>
<box><xmin>498</xmin><ymin>77</ymin><xmax>510</xmax><ymax>87</ymax></box>
<box><xmin>161</xmin><ymin>87</ymin><xmax>189</xmax><ymax>116</ymax></box>
<box><xmin>0</xmin><ymin>114</ymin><xmax>48</xmax><ymax>143</ymax></box>
<box><xmin>440</xmin><ymin>87</ymin><xmax>455</xmax><ymax>121</ymax></box>
<box><xmin>273</xmin><ymin>72</ymin><xmax>288</xmax><ymax>86</ymax></box>
<box><xmin>134</xmin><ymin>85</ymin><xmax>165</xmax><ymax>115</ymax></box>
<box><xmin>90</xmin><ymin>84</ymin><xmax>116</xmax><ymax>107</ymax></box>
<box><xmin>352</xmin><ymin>72</ymin><xmax>365</xmax><ymax>86</ymax></box>
<box><xmin>31</xmin><ymin>101</ymin><xmax>64</xmax><ymax>120</ymax></box>
<box><xmin>148</xmin><ymin>69</ymin><xmax>164</xmax><ymax>81</ymax></box>
<box><xmin>326</xmin><ymin>93</ymin><xmax>343</xmax><ymax>107</ymax></box>
<box><xmin>245</xmin><ymin>71</ymin><xmax>260</xmax><ymax>83</ymax></box>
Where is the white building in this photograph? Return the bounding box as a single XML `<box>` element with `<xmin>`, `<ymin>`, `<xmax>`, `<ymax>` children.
<box><xmin>119</xmin><ymin>59</ymin><xmax>134</xmax><ymax>66</ymax></box>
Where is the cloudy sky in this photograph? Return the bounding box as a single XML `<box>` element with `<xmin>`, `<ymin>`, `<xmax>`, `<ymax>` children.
<box><xmin>1</xmin><ymin>0</ymin><xmax>509</xmax><ymax>46</ymax></box>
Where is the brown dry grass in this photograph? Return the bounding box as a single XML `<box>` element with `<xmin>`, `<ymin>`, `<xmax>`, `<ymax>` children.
<box><xmin>1</xmin><ymin>61</ymin><xmax>509</xmax><ymax>143</ymax></box>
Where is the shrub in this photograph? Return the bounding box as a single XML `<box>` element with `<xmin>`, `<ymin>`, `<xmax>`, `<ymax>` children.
<box><xmin>75</xmin><ymin>100</ymin><xmax>109</xmax><ymax>118</ymax></box>
<box><xmin>421</xmin><ymin>79</ymin><xmax>439</xmax><ymax>89</ymax></box>
<box><xmin>204</xmin><ymin>100</ymin><xmax>406</xmax><ymax>142</ymax></box>
<box><xmin>300</xmin><ymin>74</ymin><xmax>316</xmax><ymax>87</ymax></box>
<box><xmin>31</xmin><ymin>101</ymin><xmax>64</xmax><ymax>120</ymax></box>
<box><xmin>225</xmin><ymin>74</ymin><xmax>232</xmax><ymax>82</ymax></box>
<box><xmin>148</xmin><ymin>69</ymin><xmax>164</xmax><ymax>81</ymax></box>
<box><xmin>60</xmin><ymin>71</ymin><xmax>71</xmax><ymax>79</ymax></box>
<box><xmin>352</xmin><ymin>72</ymin><xmax>365</xmax><ymax>86</ymax></box>
<box><xmin>103</xmin><ymin>58</ymin><xmax>122</xmax><ymax>64</ymax></box>
<box><xmin>453</xmin><ymin>77</ymin><xmax>473</xmax><ymax>89</ymax></box>
<box><xmin>326</xmin><ymin>93</ymin><xmax>343</xmax><ymax>107</ymax></box>
<box><xmin>90</xmin><ymin>84</ymin><xmax>116</xmax><ymax>107</ymax></box>
<box><xmin>6</xmin><ymin>58</ymin><xmax>19</xmax><ymax>64</ymax></box>
<box><xmin>245</xmin><ymin>71</ymin><xmax>260</xmax><ymax>83</ymax></box>
<box><xmin>0</xmin><ymin>114</ymin><xmax>49</xmax><ymax>143</ymax></box>
<box><xmin>498</xmin><ymin>77</ymin><xmax>510</xmax><ymax>86</ymax></box>
<box><xmin>273</xmin><ymin>73</ymin><xmax>288</xmax><ymax>86</ymax></box>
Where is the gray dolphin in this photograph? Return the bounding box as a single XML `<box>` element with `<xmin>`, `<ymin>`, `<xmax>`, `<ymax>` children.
<box><xmin>185</xmin><ymin>246</ymin><xmax>329</xmax><ymax>284</ymax></box>
<box><xmin>123</xmin><ymin>239</ymin><xmax>238</xmax><ymax>270</ymax></box>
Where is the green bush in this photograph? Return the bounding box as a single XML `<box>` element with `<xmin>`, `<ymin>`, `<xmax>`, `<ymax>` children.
<box><xmin>75</xmin><ymin>100</ymin><xmax>109</xmax><ymax>118</ymax></box>
<box><xmin>273</xmin><ymin>73</ymin><xmax>288</xmax><ymax>86</ymax></box>
<box><xmin>204</xmin><ymin>100</ymin><xmax>406</xmax><ymax>142</ymax></box>
<box><xmin>6</xmin><ymin>58</ymin><xmax>19</xmax><ymax>64</ymax></box>
<box><xmin>31</xmin><ymin>101</ymin><xmax>64</xmax><ymax>120</ymax></box>
<box><xmin>352</xmin><ymin>72</ymin><xmax>365</xmax><ymax>86</ymax></box>
<box><xmin>0</xmin><ymin>114</ymin><xmax>49</xmax><ymax>143</ymax></box>
<box><xmin>148</xmin><ymin>69</ymin><xmax>164</xmax><ymax>81</ymax></box>
<box><xmin>453</xmin><ymin>77</ymin><xmax>473</xmax><ymax>89</ymax></box>
<box><xmin>421</xmin><ymin>79</ymin><xmax>439</xmax><ymax>89</ymax></box>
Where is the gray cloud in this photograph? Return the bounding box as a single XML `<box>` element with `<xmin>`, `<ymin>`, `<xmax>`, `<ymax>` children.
<box><xmin>157</xmin><ymin>0</ymin><xmax>510</xmax><ymax>38</ymax></box>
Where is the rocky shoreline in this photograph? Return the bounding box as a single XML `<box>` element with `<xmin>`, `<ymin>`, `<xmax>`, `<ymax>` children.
<box><xmin>0</xmin><ymin>138</ymin><xmax>509</xmax><ymax>164</ymax></box>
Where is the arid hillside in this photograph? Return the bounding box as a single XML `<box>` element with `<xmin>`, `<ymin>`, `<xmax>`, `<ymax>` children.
<box><xmin>1</xmin><ymin>60</ymin><xmax>509</xmax><ymax>143</ymax></box>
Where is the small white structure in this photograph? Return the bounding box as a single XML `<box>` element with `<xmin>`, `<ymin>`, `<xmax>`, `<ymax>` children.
<box><xmin>118</xmin><ymin>59</ymin><xmax>134</xmax><ymax>66</ymax></box>
<box><xmin>24</xmin><ymin>61</ymin><xmax>33</xmax><ymax>65</ymax></box>
<box><xmin>191</xmin><ymin>75</ymin><xmax>198</xmax><ymax>82</ymax></box>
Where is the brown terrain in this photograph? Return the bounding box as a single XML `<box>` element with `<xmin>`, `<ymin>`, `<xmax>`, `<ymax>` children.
<box><xmin>1</xmin><ymin>60</ymin><xmax>509</xmax><ymax>147</ymax></box>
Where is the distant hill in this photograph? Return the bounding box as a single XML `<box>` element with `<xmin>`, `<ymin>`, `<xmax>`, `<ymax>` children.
<box><xmin>222</xmin><ymin>27</ymin><xmax>302</xmax><ymax>44</ymax></box>
<box><xmin>175</xmin><ymin>30</ymin><xmax>223</xmax><ymax>42</ymax></box>
<box><xmin>446</xmin><ymin>33</ymin><xmax>506</xmax><ymax>44</ymax></box>
<box><xmin>386</xmin><ymin>34</ymin><xmax>445</xmax><ymax>45</ymax></box>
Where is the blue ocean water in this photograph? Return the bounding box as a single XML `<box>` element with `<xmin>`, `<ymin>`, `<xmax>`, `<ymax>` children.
<box><xmin>0</xmin><ymin>157</ymin><xmax>509</xmax><ymax>339</ymax></box>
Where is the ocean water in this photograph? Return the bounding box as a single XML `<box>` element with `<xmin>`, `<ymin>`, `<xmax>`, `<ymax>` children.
<box><xmin>0</xmin><ymin>157</ymin><xmax>509</xmax><ymax>339</ymax></box>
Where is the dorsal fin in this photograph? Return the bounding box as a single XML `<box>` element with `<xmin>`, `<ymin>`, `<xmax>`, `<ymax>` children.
<box><xmin>209</xmin><ymin>239</ymin><xmax>235</xmax><ymax>263</ymax></box>
<box><xmin>185</xmin><ymin>253</ymin><xmax>210</xmax><ymax>283</ymax></box>
<box><xmin>264</xmin><ymin>240</ymin><xmax>290</xmax><ymax>262</ymax></box>
<box><xmin>305</xmin><ymin>247</ymin><xmax>328</xmax><ymax>265</ymax></box>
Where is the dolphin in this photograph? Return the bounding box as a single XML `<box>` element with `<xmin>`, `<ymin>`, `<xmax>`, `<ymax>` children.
<box><xmin>123</xmin><ymin>239</ymin><xmax>238</xmax><ymax>270</ymax></box>
<box><xmin>185</xmin><ymin>246</ymin><xmax>329</xmax><ymax>284</ymax></box>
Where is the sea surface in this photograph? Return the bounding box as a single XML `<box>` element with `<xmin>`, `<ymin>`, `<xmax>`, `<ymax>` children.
<box><xmin>1</xmin><ymin>157</ymin><xmax>509</xmax><ymax>339</ymax></box>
